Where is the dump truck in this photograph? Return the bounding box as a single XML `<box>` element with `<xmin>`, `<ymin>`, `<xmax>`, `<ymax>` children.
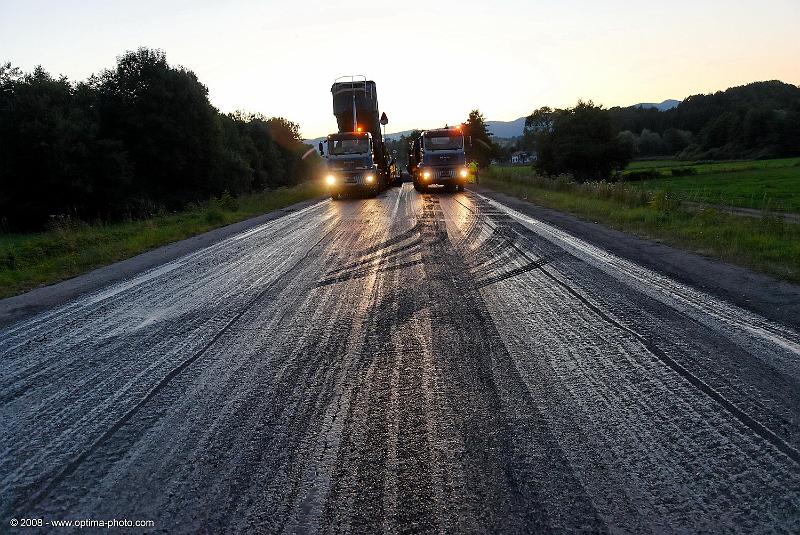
<box><xmin>408</xmin><ymin>126</ymin><xmax>469</xmax><ymax>193</ymax></box>
<box><xmin>318</xmin><ymin>76</ymin><xmax>399</xmax><ymax>199</ymax></box>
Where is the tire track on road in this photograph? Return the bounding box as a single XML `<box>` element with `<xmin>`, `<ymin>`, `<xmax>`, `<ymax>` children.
<box><xmin>454</xmin><ymin>193</ymin><xmax>800</xmax><ymax>466</ymax></box>
<box><xmin>417</xmin><ymin>194</ymin><xmax>608</xmax><ymax>533</ymax></box>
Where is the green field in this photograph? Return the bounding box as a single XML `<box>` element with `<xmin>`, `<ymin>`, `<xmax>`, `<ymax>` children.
<box><xmin>624</xmin><ymin>158</ymin><xmax>800</xmax><ymax>212</ymax></box>
<box><xmin>0</xmin><ymin>184</ymin><xmax>323</xmax><ymax>299</ymax></box>
<box><xmin>481</xmin><ymin>166</ymin><xmax>800</xmax><ymax>283</ymax></box>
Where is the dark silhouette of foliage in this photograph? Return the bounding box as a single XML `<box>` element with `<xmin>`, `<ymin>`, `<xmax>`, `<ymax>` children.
<box><xmin>463</xmin><ymin>109</ymin><xmax>499</xmax><ymax>168</ymax></box>
<box><xmin>606</xmin><ymin>81</ymin><xmax>800</xmax><ymax>159</ymax></box>
<box><xmin>0</xmin><ymin>49</ymin><xmax>320</xmax><ymax>230</ymax></box>
<box><xmin>385</xmin><ymin>129</ymin><xmax>422</xmax><ymax>170</ymax></box>
<box><xmin>530</xmin><ymin>101</ymin><xmax>633</xmax><ymax>181</ymax></box>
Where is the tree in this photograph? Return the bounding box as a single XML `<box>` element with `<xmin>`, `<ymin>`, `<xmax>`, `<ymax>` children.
<box><xmin>523</xmin><ymin>106</ymin><xmax>556</xmax><ymax>151</ymax></box>
<box><xmin>0</xmin><ymin>62</ymin><xmax>22</xmax><ymax>84</ymax></box>
<box><xmin>265</xmin><ymin>117</ymin><xmax>302</xmax><ymax>148</ymax></box>
<box><xmin>395</xmin><ymin>129</ymin><xmax>422</xmax><ymax>168</ymax></box>
<box><xmin>0</xmin><ymin>49</ymin><xmax>319</xmax><ymax>229</ymax></box>
<box><xmin>607</xmin><ymin>81</ymin><xmax>800</xmax><ymax>160</ymax></box>
<box><xmin>265</xmin><ymin>117</ymin><xmax>316</xmax><ymax>186</ymax></box>
<box><xmin>96</xmin><ymin>48</ymin><xmax>223</xmax><ymax>209</ymax></box>
<box><xmin>662</xmin><ymin>128</ymin><xmax>692</xmax><ymax>154</ymax></box>
<box><xmin>0</xmin><ymin>66</ymin><xmax>102</xmax><ymax>227</ymax></box>
<box><xmin>637</xmin><ymin>129</ymin><xmax>668</xmax><ymax>156</ymax></box>
<box><xmin>463</xmin><ymin>109</ymin><xmax>497</xmax><ymax>168</ymax></box>
<box><xmin>534</xmin><ymin>101</ymin><xmax>632</xmax><ymax>181</ymax></box>
<box><xmin>616</xmin><ymin>130</ymin><xmax>639</xmax><ymax>158</ymax></box>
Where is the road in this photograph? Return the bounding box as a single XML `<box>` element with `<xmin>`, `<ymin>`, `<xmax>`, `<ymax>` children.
<box><xmin>2</xmin><ymin>185</ymin><xmax>799</xmax><ymax>533</ymax></box>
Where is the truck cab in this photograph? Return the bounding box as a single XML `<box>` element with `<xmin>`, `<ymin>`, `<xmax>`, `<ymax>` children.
<box><xmin>320</xmin><ymin>131</ymin><xmax>379</xmax><ymax>198</ymax></box>
<box><xmin>411</xmin><ymin>127</ymin><xmax>469</xmax><ymax>192</ymax></box>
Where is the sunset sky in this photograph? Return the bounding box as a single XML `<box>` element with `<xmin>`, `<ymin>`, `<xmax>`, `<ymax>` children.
<box><xmin>2</xmin><ymin>0</ymin><xmax>798</xmax><ymax>138</ymax></box>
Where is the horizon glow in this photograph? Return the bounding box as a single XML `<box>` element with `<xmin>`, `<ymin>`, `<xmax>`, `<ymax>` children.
<box><xmin>2</xmin><ymin>0</ymin><xmax>798</xmax><ymax>139</ymax></box>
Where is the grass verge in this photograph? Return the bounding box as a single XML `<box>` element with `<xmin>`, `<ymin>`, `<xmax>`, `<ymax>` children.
<box><xmin>625</xmin><ymin>158</ymin><xmax>800</xmax><ymax>212</ymax></box>
<box><xmin>481</xmin><ymin>167</ymin><xmax>800</xmax><ymax>284</ymax></box>
<box><xmin>0</xmin><ymin>183</ymin><xmax>323</xmax><ymax>299</ymax></box>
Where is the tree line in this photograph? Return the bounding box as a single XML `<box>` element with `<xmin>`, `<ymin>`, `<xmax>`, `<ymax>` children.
<box><xmin>609</xmin><ymin>80</ymin><xmax>800</xmax><ymax>160</ymax></box>
<box><xmin>0</xmin><ymin>48</ymin><xmax>320</xmax><ymax>230</ymax></box>
<box><xmin>519</xmin><ymin>80</ymin><xmax>800</xmax><ymax>181</ymax></box>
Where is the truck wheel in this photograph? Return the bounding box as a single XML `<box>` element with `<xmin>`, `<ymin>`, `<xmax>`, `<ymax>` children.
<box><xmin>413</xmin><ymin>182</ymin><xmax>426</xmax><ymax>193</ymax></box>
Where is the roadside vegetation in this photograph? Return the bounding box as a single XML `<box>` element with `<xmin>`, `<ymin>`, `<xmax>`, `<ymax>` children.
<box><xmin>0</xmin><ymin>49</ymin><xmax>321</xmax><ymax>232</ymax></box>
<box><xmin>623</xmin><ymin>158</ymin><xmax>800</xmax><ymax>212</ymax></box>
<box><xmin>496</xmin><ymin>81</ymin><xmax>800</xmax><ymax>178</ymax></box>
<box><xmin>0</xmin><ymin>184</ymin><xmax>322</xmax><ymax>299</ymax></box>
<box><xmin>608</xmin><ymin>81</ymin><xmax>800</xmax><ymax>161</ymax></box>
<box><xmin>0</xmin><ymin>48</ymin><xmax>327</xmax><ymax>299</ymax></box>
<box><xmin>481</xmin><ymin>164</ymin><xmax>800</xmax><ymax>283</ymax></box>
<box><xmin>485</xmin><ymin>82</ymin><xmax>800</xmax><ymax>281</ymax></box>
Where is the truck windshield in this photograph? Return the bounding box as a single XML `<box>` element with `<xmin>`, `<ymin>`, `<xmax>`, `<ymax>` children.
<box><xmin>329</xmin><ymin>138</ymin><xmax>370</xmax><ymax>155</ymax></box>
<box><xmin>424</xmin><ymin>135</ymin><xmax>463</xmax><ymax>151</ymax></box>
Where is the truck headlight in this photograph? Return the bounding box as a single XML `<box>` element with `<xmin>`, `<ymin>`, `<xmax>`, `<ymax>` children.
<box><xmin>365</xmin><ymin>174</ymin><xmax>374</xmax><ymax>183</ymax></box>
<box><xmin>325</xmin><ymin>175</ymin><xmax>336</xmax><ymax>185</ymax></box>
<box><xmin>422</xmin><ymin>170</ymin><xmax>431</xmax><ymax>180</ymax></box>
<box><xmin>460</xmin><ymin>168</ymin><xmax>469</xmax><ymax>178</ymax></box>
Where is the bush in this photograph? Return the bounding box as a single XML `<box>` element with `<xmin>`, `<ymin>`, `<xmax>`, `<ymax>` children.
<box><xmin>2</xmin><ymin>251</ymin><xmax>17</xmax><ymax>270</ymax></box>
<box><xmin>218</xmin><ymin>191</ymin><xmax>239</xmax><ymax>211</ymax></box>
<box><xmin>624</xmin><ymin>170</ymin><xmax>661</xmax><ymax>181</ymax></box>
<box><xmin>484</xmin><ymin>167</ymin><xmax>650</xmax><ymax>208</ymax></box>
<box><xmin>650</xmin><ymin>189</ymin><xmax>682</xmax><ymax>212</ymax></box>
<box><xmin>670</xmin><ymin>167</ymin><xmax>698</xmax><ymax>176</ymax></box>
<box><xmin>638</xmin><ymin>129</ymin><xmax>669</xmax><ymax>156</ymax></box>
<box><xmin>205</xmin><ymin>208</ymin><xmax>225</xmax><ymax>224</ymax></box>
<box><xmin>581</xmin><ymin>181</ymin><xmax>650</xmax><ymax>207</ymax></box>
<box><xmin>553</xmin><ymin>174</ymin><xmax>572</xmax><ymax>191</ymax></box>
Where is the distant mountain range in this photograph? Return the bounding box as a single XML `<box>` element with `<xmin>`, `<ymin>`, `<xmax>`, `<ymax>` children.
<box><xmin>485</xmin><ymin>117</ymin><xmax>528</xmax><ymax>139</ymax></box>
<box><xmin>306</xmin><ymin>99</ymin><xmax>680</xmax><ymax>143</ymax></box>
<box><xmin>385</xmin><ymin>117</ymin><xmax>528</xmax><ymax>140</ymax></box>
<box><xmin>478</xmin><ymin>100</ymin><xmax>680</xmax><ymax>138</ymax></box>
<box><xmin>632</xmin><ymin>99</ymin><xmax>681</xmax><ymax>112</ymax></box>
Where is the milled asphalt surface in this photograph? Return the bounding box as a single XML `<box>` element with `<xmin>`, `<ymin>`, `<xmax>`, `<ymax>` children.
<box><xmin>473</xmin><ymin>187</ymin><xmax>800</xmax><ymax>330</ymax></box>
<box><xmin>0</xmin><ymin>197</ymin><xmax>324</xmax><ymax>328</ymax></box>
<box><xmin>2</xmin><ymin>185</ymin><xmax>799</xmax><ymax>533</ymax></box>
